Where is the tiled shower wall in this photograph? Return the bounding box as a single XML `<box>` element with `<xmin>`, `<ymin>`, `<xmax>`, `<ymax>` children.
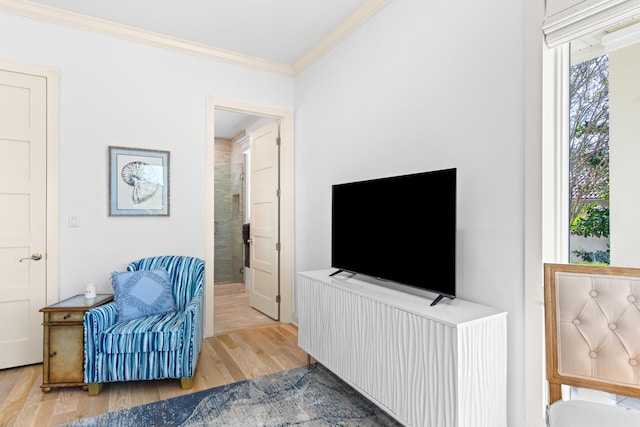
<box><xmin>214</xmin><ymin>137</ymin><xmax>245</xmax><ymax>284</ymax></box>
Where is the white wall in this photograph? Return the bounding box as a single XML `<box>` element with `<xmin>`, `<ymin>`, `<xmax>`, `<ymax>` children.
<box><xmin>293</xmin><ymin>1</ymin><xmax>525</xmax><ymax>426</ymax></box>
<box><xmin>609</xmin><ymin>42</ymin><xmax>640</xmax><ymax>267</ymax></box>
<box><xmin>0</xmin><ymin>11</ymin><xmax>294</xmax><ymax>299</ymax></box>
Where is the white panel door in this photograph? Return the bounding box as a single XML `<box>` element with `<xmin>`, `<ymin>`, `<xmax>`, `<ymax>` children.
<box><xmin>249</xmin><ymin>121</ymin><xmax>280</xmax><ymax>320</ymax></box>
<box><xmin>0</xmin><ymin>69</ymin><xmax>47</xmax><ymax>369</ymax></box>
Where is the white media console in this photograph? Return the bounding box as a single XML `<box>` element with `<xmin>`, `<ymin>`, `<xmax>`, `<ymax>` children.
<box><xmin>297</xmin><ymin>270</ymin><xmax>507</xmax><ymax>427</ymax></box>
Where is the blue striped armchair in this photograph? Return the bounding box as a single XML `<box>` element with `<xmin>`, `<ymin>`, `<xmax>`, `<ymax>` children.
<box><xmin>83</xmin><ymin>255</ymin><xmax>204</xmax><ymax>396</ymax></box>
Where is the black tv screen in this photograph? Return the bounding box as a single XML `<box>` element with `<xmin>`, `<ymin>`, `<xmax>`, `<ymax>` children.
<box><xmin>331</xmin><ymin>168</ymin><xmax>456</xmax><ymax>305</ymax></box>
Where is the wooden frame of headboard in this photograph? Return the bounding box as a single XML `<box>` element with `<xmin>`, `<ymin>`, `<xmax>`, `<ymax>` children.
<box><xmin>544</xmin><ymin>264</ymin><xmax>640</xmax><ymax>403</ymax></box>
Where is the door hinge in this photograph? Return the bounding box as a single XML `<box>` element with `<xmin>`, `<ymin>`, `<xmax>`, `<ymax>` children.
<box><xmin>276</xmin><ymin>242</ymin><xmax>281</xmax><ymax>251</ymax></box>
<box><xmin>276</xmin><ymin>295</ymin><xmax>281</xmax><ymax>303</ymax></box>
<box><xmin>276</xmin><ymin>136</ymin><xmax>281</xmax><ymax>146</ymax></box>
<box><xmin>277</xmin><ymin>189</ymin><xmax>281</xmax><ymax>198</ymax></box>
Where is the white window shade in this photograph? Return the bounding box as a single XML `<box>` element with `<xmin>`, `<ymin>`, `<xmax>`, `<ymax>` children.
<box><xmin>544</xmin><ymin>0</ymin><xmax>640</xmax><ymax>47</ymax></box>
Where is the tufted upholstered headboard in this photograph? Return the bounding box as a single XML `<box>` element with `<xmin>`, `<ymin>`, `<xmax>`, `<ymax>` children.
<box><xmin>544</xmin><ymin>263</ymin><xmax>640</xmax><ymax>403</ymax></box>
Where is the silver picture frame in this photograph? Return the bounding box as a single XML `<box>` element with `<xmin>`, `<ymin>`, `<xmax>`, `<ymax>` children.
<box><xmin>109</xmin><ymin>146</ymin><xmax>170</xmax><ymax>216</ymax></box>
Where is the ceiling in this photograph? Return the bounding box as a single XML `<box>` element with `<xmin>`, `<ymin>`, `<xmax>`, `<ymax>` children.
<box><xmin>214</xmin><ymin>110</ymin><xmax>265</xmax><ymax>139</ymax></box>
<box><xmin>16</xmin><ymin>0</ymin><xmax>381</xmax><ymax>137</ymax></box>
<box><xmin>24</xmin><ymin>0</ymin><xmax>370</xmax><ymax>65</ymax></box>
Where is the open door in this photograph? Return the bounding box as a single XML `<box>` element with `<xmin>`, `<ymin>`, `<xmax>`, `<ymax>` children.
<box><xmin>248</xmin><ymin>121</ymin><xmax>280</xmax><ymax>320</ymax></box>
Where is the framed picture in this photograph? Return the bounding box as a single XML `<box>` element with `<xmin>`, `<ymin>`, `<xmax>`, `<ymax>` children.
<box><xmin>109</xmin><ymin>146</ymin><xmax>170</xmax><ymax>216</ymax></box>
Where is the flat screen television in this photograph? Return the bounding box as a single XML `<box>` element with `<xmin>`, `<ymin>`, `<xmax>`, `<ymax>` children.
<box><xmin>331</xmin><ymin>168</ymin><xmax>456</xmax><ymax>306</ymax></box>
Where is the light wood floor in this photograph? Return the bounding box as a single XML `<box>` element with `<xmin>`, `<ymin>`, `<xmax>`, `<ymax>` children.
<box><xmin>214</xmin><ymin>283</ymin><xmax>278</xmax><ymax>334</ymax></box>
<box><xmin>0</xmin><ymin>285</ymin><xmax>305</xmax><ymax>427</ymax></box>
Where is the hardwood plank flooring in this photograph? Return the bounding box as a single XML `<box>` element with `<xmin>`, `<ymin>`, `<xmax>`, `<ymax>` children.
<box><xmin>214</xmin><ymin>283</ymin><xmax>278</xmax><ymax>334</ymax></box>
<box><xmin>0</xmin><ymin>285</ymin><xmax>305</xmax><ymax>427</ymax></box>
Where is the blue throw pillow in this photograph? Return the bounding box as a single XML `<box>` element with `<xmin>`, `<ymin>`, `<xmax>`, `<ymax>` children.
<box><xmin>111</xmin><ymin>268</ymin><xmax>176</xmax><ymax>323</ymax></box>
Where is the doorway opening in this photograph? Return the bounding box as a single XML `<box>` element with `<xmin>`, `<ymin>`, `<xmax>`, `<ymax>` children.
<box><xmin>213</xmin><ymin>109</ymin><xmax>275</xmax><ymax>334</ymax></box>
<box><xmin>213</xmin><ymin>109</ymin><xmax>276</xmax><ymax>334</ymax></box>
<box><xmin>204</xmin><ymin>96</ymin><xmax>294</xmax><ymax>339</ymax></box>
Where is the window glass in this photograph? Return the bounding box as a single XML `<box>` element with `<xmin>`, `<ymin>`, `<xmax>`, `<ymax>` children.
<box><xmin>568</xmin><ymin>53</ymin><xmax>610</xmax><ymax>265</ymax></box>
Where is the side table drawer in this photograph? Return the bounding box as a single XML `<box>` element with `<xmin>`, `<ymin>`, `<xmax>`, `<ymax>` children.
<box><xmin>48</xmin><ymin>311</ymin><xmax>84</xmax><ymax>322</ymax></box>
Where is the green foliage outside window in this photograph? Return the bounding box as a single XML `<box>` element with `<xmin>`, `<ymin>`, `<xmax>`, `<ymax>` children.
<box><xmin>571</xmin><ymin>201</ymin><xmax>609</xmax><ymax>239</ymax></box>
<box><xmin>570</xmin><ymin>200</ymin><xmax>610</xmax><ymax>264</ymax></box>
<box><xmin>569</xmin><ymin>54</ymin><xmax>610</xmax><ymax>264</ymax></box>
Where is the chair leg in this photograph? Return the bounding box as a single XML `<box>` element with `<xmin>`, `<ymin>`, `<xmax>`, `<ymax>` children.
<box><xmin>180</xmin><ymin>377</ymin><xmax>193</xmax><ymax>389</ymax></box>
<box><xmin>87</xmin><ymin>383</ymin><xmax>103</xmax><ymax>396</ymax></box>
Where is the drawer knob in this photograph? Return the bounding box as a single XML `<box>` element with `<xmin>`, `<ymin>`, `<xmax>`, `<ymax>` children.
<box><xmin>63</xmin><ymin>314</ymin><xmax>71</xmax><ymax>319</ymax></box>
<box><xmin>49</xmin><ymin>351</ymin><xmax>57</xmax><ymax>358</ymax></box>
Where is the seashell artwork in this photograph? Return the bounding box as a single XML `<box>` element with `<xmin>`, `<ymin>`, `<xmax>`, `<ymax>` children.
<box><xmin>109</xmin><ymin>146</ymin><xmax>169</xmax><ymax>216</ymax></box>
<box><xmin>121</xmin><ymin>161</ymin><xmax>160</xmax><ymax>204</ymax></box>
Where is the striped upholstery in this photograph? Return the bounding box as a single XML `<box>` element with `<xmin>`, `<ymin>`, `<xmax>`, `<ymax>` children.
<box><xmin>100</xmin><ymin>311</ymin><xmax>185</xmax><ymax>353</ymax></box>
<box><xmin>84</xmin><ymin>256</ymin><xmax>204</xmax><ymax>387</ymax></box>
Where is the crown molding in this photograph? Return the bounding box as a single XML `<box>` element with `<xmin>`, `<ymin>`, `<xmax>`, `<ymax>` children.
<box><xmin>0</xmin><ymin>0</ymin><xmax>391</xmax><ymax>77</ymax></box>
<box><xmin>293</xmin><ymin>0</ymin><xmax>391</xmax><ymax>75</ymax></box>
<box><xmin>0</xmin><ymin>0</ymin><xmax>294</xmax><ymax>76</ymax></box>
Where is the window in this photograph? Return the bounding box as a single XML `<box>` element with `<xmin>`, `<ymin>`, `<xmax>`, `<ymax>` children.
<box><xmin>555</xmin><ymin>22</ymin><xmax>640</xmax><ymax>267</ymax></box>
<box><xmin>568</xmin><ymin>53</ymin><xmax>610</xmax><ymax>264</ymax></box>
<box><xmin>544</xmin><ymin>17</ymin><xmax>640</xmax><ymax>407</ymax></box>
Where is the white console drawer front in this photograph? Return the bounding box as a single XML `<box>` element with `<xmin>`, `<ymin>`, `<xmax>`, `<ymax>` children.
<box><xmin>297</xmin><ymin>270</ymin><xmax>507</xmax><ymax>427</ymax></box>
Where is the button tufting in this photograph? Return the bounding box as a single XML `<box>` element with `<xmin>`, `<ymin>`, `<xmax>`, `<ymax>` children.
<box><xmin>590</xmin><ymin>290</ymin><xmax>598</xmax><ymax>298</ymax></box>
<box><xmin>629</xmin><ymin>295</ymin><xmax>637</xmax><ymax>303</ymax></box>
<box><xmin>609</xmin><ymin>323</ymin><xmax>617</xmax><ymax>330</ymax></box>
<box><xmin>630</xmin><ymin>359</ymin><xmax>638</xmax><ymax>367</ymax></box>
<box><xmin>572</xmin><ymin>319</ymin><xmax>581</xmax><ymax>325</ymax></box>
<box><xmin>590</xmin><ymin>351</ymin><xmax>598</xmax><ymax>359</ymax></box>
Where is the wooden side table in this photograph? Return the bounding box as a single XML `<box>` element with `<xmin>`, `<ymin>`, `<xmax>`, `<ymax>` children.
<box><xmin>40</xmin><ymin>294</ymin><xmax>113</xmax><ymax>392</ymax></box>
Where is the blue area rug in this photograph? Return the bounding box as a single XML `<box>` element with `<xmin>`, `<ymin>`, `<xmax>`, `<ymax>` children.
<box><xmin>59</xmin><ymin>364</ymin><xmax>402</xmax><ymax>426</ymax></box>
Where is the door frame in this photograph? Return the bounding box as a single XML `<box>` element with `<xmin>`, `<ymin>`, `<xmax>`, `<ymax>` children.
<box><xmin>0</xmin><ymin>59</ymin><xmax>59</xmax><ymax>306</ymax></box>
<box><xmin>204</xmin><ymin>96</ymin><xmax>294</xmax><ymax>338</ymax></box>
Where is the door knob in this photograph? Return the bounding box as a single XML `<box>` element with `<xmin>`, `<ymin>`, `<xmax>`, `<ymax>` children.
<box><xmin>20</xmin><ymin>253</ymin><xmax>43</xmax><ymax>262</ymax></box>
